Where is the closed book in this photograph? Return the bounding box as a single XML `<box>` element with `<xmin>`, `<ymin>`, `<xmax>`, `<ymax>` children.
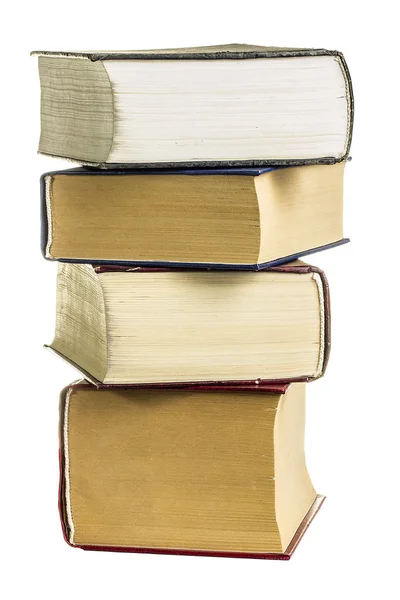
<box><xmin>47</xmin><ymin>261</ymin><xmax>330</xmax><ymax>385</ymax></box>
<box><xmin>32</xmin><ymin>44</ymin><xmax>353</xmax><ymax>168</ymax></box>
<box><xmin>59</xmin><ymin>380</ymin><xmax>324</xmax><ymax>558</ymax></box>
<box><xmin>42</xmin><ymin>163</ymin><xmax>348</xmax><ymax>269</ymax></box>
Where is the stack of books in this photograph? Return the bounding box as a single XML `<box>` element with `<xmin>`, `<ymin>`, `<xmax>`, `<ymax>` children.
<box><xmin>32</xmin><ymin>44</ymin><xmax>353</xmax><ymax>560</ymax></box>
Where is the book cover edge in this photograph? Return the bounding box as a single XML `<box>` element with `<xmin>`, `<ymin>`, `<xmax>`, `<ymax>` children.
<box><xmin>38</xmin><ymin>151</ymin><xmax>344</xmax><ymax>169</ymax></box>
<box><xmin>32</xmin><ymin>46</ymin><xmax>341</xmax><ymax>61</ymax></box>
<box><xmin>42</xmin><ymin>238</ymin><xmax>350</xmax><ymax>270</ymax></box>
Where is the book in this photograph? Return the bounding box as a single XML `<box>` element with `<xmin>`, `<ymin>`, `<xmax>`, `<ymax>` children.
<box><xmin>47</xmin><ymin>261</ymin><xmax>330</xmax><ymax>385</ymax></box>
<box><xmin>42</xmin><ymin>163</ymin><xmax>348</xmax><ymax>269</ymax></box>
<box><xmin>59</xmin><ymin>379</ymin><xmax>324</xmax><ymax>558</ymax></box>
<box><xmin>32</xmin><ymin>44</ymin><xmax>353</xmax><ymax>168</ymax></box>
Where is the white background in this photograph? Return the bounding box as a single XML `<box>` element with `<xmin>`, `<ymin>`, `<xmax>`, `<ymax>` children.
<box><xmin>2</xmin><ymin>2</ymin><xmax>399</xmax><ymax>598</ymax></box>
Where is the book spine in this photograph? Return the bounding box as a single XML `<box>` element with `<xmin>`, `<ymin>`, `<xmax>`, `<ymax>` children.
<box><xmin>40</xmin><ymin>174</ymin><xmax>50</xmax><ymax>258</ymax></box>
<box><xmin>337</xmin><ymin>53</ymin><xmax>355</xmax><ymax>159</ymax></box>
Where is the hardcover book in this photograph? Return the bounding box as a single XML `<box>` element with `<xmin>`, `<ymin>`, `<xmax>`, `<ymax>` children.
<box><xmin>32</xmin><ymin>44</ymin><xmax>353</xmax><ymax>168</ymax></box>
<box><xmin>47</xmin><ymin>261</ymin><xmax>330</xmax><ymax>385</ymax></box>
<box><xmin>42</xmin><ymin>163</ymin><xmax>348</xmax><ymax>269</ymax></box>
<box><xmin>59</xmin><ymin>380</ymin><xmax>324</xmax><ymax>559</ymax></box>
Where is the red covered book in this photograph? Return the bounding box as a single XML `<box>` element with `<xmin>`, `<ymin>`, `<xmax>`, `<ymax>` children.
<box><xmin>59</xmin><ymin>380</ymin><xmax>324</xmax><ymax>559</ymax></box>
<box><xmin>48</xmin><ymin>261</ymin><xmax>330</xmax><ymax>386</ymax></box>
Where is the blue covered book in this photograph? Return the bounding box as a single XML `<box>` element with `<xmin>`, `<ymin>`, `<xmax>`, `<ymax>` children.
<box><xmin>41</xmin><ymin>163</ymin><xmax>349</xmax><ymax>270</ymax></box>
